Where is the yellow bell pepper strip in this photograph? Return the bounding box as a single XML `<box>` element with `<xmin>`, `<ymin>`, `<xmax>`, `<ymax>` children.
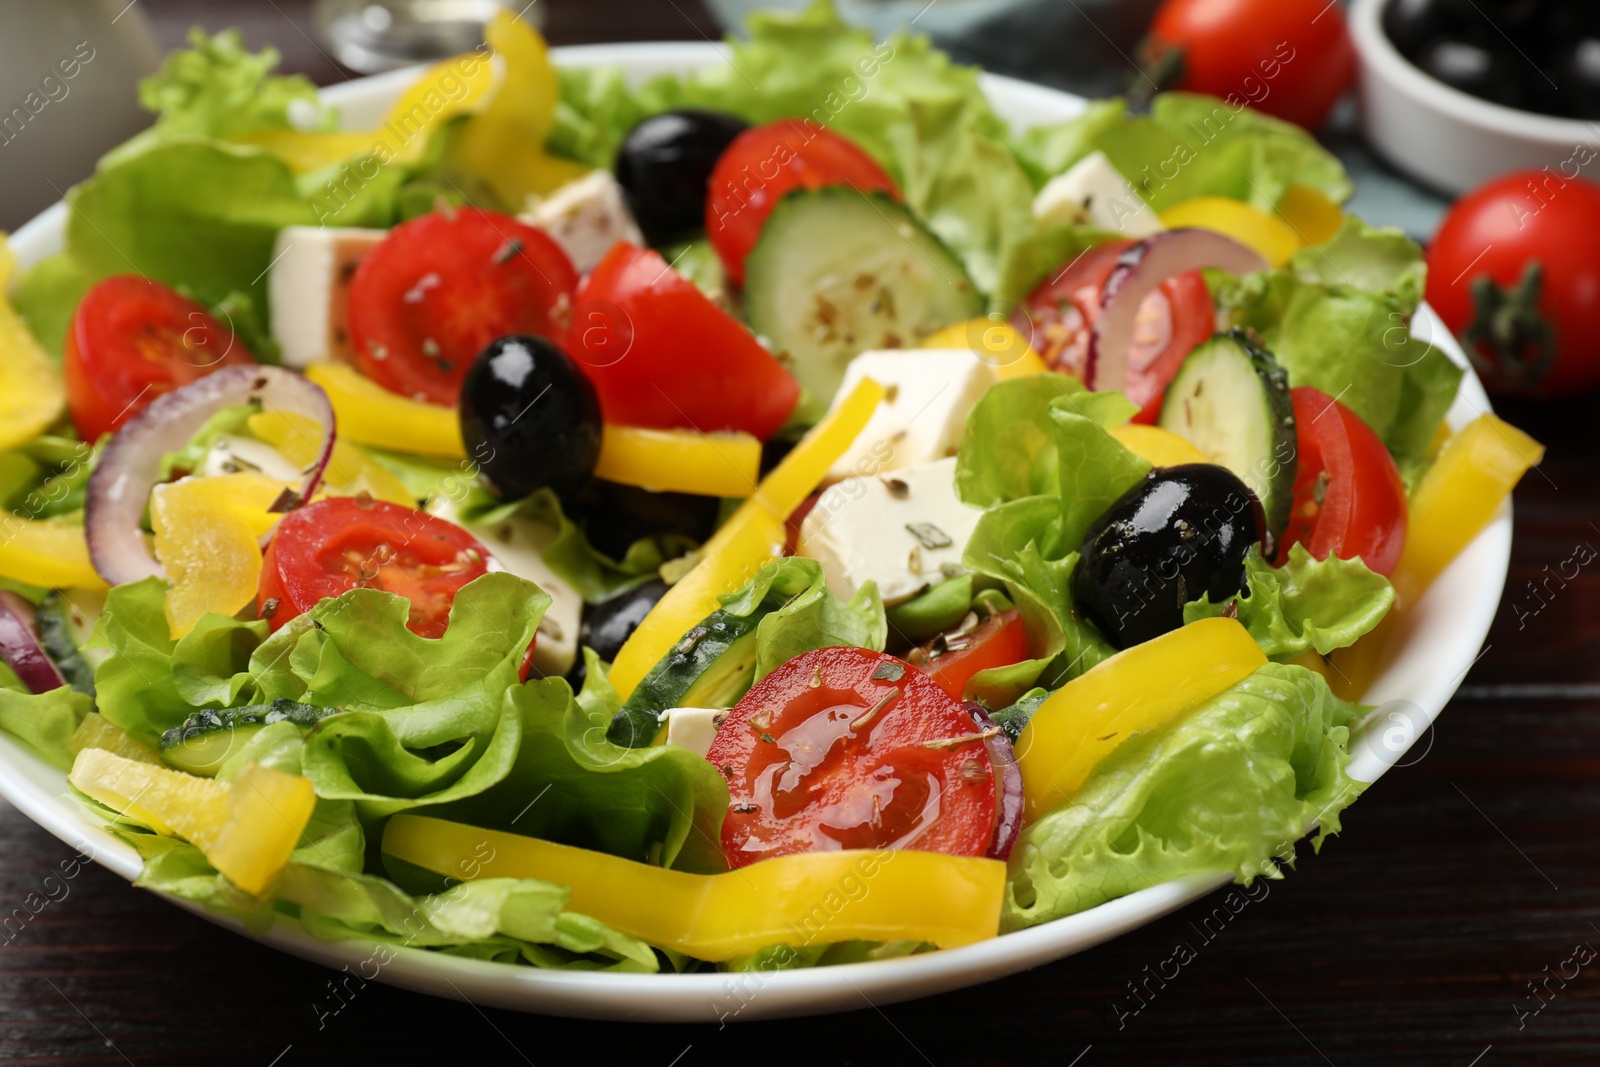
<box><xmin>455</xmin><ymin>12</ymin><xmax>591</xmax><ymax>207</ymax></box>
<box><xmin>247</xmin><ymin>411</ymin><xmax>417</xmax><ymax>507</ymax></box>
<box><xmin>1328</xmin><ymin>414</ymin><xmax>1543</xmax><ymax>702</ymax></box>
<box><xmin>231</xmin><ymin>50</ymin><xmax>498</xmax><ymax>173</ymax></box>
<box><xmin>0</xmin><ymin>514</ymin><xmax>106</xmax><ymax>591</ymax></box>
<box><xmin>69</xmin><ymin>713</ymin><xmax>161</xmax><ymax>765</ymax></box>
<box><xmin>150</xmin><ymin>471</ymin><xmax>292</xmax><ymax>638</ymax></box>
<box><xmin>70</xmin><ymin>748</ymin><xmax>315</xmax><ymax>895</ymax></box>
<box><xmin>304</xmin><ymin>362</ymin><xmax>465</xmax><ymax>458</ymax></box>
<box><xmin>1017</xmin><ymin>617</ymin><xmax>1267</xmax><ymax>821</ymax></box>
<box><xmin>1275</xmin><ymin>184</ymin><xmax>1345</xmax><ymax>248</ymax></box>
<box><xmin>383</xmin><ymin>814</ymin><xmax>1006</xmax><ymax>960</ymax></box>
<box><xmin>924</xmin><ymin>317</ymin><xmax>1050</xmax><ymax>380</ymax></box>
<box><xmin>1159</xmin><ymin>198</ymin><xmax>1302</xmax><ymax>268</ymax></box>
<box><xmin>0</xmin><ymin>237</ymin><xmax>66</xmax><ymax>450</ymax></box>
<box><xmin>1110</xmin><ymin>424</ymin><xmax>1211</xmax><ymax>468</ymax></box>
<box><xmin>607</xmin><ymin>378</ymin><xmax>886</xmax><ymax>699</ymax></box>
<box><xmin>595</xmin><ymin>425</ymin><xmax>762</xmax><ymax>498</ymax></box>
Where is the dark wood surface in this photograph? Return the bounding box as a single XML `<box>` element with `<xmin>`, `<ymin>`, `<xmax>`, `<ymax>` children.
<box><xmin>6</xmin><ymin>2</ymin><xmax>1600</xmax><ymax>1063</ymax></box>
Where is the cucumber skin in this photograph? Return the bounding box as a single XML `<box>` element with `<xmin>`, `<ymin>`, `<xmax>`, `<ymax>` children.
<box><xmin>37</xmin><ymin>593</ymin><xmax>96</xmax><ymax>697</ymax></box>
<box><xmin>743</xmin><ymin>187</ymin><xmax>983</xmax><ymax>403</ymax></box>
<box><xmin>607</xmin><ymin>605</ymin><xmax>768</xmax><ymax>749</ymax></box>
<box><xmin>1159</xmin><ymin>329</ymin><xmax>1297</xmax><ymax>552</ymax></box>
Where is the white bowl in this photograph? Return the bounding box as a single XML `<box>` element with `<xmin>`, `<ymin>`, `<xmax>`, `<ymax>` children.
<box><xmin>1350</xmin><ymin>0</ymin><xmax>1600</xmax><ymax>195</ymax></box>
<box><xmin>0</xmin><ymin>41</ymin><xmax>1510</xmax><ymax>1022</ymax></box>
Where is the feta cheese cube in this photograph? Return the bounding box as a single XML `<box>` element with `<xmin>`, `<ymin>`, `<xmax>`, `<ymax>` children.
<box><xmin>1033</xmin><ymin>151</ymin><xmax>1163</xmax><ymax>236</ymax></box>
<box><xmin>268</xmin><ymin>226</ymin><xmax>387</xmax><ymax>369</ymax></box>
<box><xmin>519</xmin><ymin>170</ymin><xmax>645</xmax><ymax>274</ymax></box>
<box><xmin>198</xmin><ymin>435</ymin><xmax>306</xmax><ymax>483</ymax></box>
<box><xmin>824</xmin><ymin>349</ymin><xmax>994</xmax><ymax>484</ymax></box>
<box><xmin>659</xmin><ymin>706</ymin><xmax>728</xmax><ymax>758</ymax></box>
<box><xmin>798</xmin><ymin>456</ymin><xmax>980</xmax><ymax>606</ymax></box>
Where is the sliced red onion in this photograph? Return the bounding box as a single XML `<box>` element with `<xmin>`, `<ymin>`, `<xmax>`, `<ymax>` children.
<box><xmin>965</xmin><ymin>701</ymin><xmax>1024</xmax><ymax>861</ymax></box>
<box><xmin>0</xmin><ymin>592</ymin><xmax>66</xmax><ymax>695</ymax></box>
<box><xmin>1084</xmin><ymin>229</ymin><xmax>1268</xmax><ymax>395</ymax></box>
<box><xmin>85</xmin><ymin>366</ymin><xmax>336</xmax><ymax>585</ymax></box>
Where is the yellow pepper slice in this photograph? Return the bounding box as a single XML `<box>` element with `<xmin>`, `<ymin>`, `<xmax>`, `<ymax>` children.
<box><xmin>383</xmin><ymin>814</ymin><xmax>1005</xmax><ymax>960</ymax></box>
<box><xmin>0</xmin><ymin>237</ymin><xmax>66</xmax><ymax>449</ymax></box>
<box><xmin>1328</xmin><ymin>414</ymin><xmax>1543</xmax><ymax>702</ymax></box>
<box><xmin>1110</xmin><ymin>424</ymin><xmax>1211</xmax><ymax>468</ymax></box>
<box><xmin>924</xmin><ymin>318</ymin><xmax>1050</xmax><ymax>381</ymax></box>
<box><xmin>1275</xmin><ymin>184</ymin><xmax>1344</xmax><ymax>248</ymax></box>
<box><xmin>607</xmin><ymin>378</ymin><xmax>885</xmax><ymax>699</ymax></box>
<box><xmin>1017</xmin><ymin>617</ymin><xmax>1266</xmax><ymax>820</ymax></box>
<box><xmin>231</xmin><ymin>49</ymin><xmax>498</xmax><ymax>173</ymax></box>
<box><xmin>0</xmin><ymin>514</ymin><xmax>106</xmax><ymax>591</ymax></box>
<box><xmin>69</xmin><ymin>749</ymin><xmax>315</xmax><ymax>895</ymax></box>
<box><xmin>247</xmin><ymin>411</ymin><xmax>416</xmax><ymax>507</ymax></box>
<box><xmin>69</xmin><ymin>714</ymin><xmax>161</xmax><ymax>765</ymax></box>
<box><xmin>1160</xmin><ymin>197</ymin><xmax>1302</xmax><ymax>268</ymax></box>
<box><xmin>304</xmin><ymin>362</ymin><xmax>465</xmax><ymax>458</ymax></box>
<box><xmin>150</xmin><ymin>471</ymin><xmax>291</xmax><ymax>639</ymax></box>
<box><xmin>595</xmin><ymin>425</ymin><xmax>762</xmax><ymax>498</ymax></box>
<box><xmin>455</xmin><ymin>12</ymin><xmax>591</xmax><ymax>207</ymax></box>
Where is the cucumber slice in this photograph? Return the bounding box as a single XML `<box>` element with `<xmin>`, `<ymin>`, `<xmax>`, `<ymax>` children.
<box><xmin>160</xmin><ymin>700</ymin><xmax>333</xmax><ymax>776</ymax></box>
<box><xmin>37</xmin><ymin>590</ymin><xmax>106</xmax><ymax>697</ymax></box>
<box><xmin>1158</xmin><ymin>329</ymin><xmax>1298</xmax><ymax>551</ymax></box>
<box><xmin>744</xmin><ymin>188</ymin><xmax>984</xmax><ymax>404</ymax></box>
<box><xmin>607</xmin><ymin>606</ymin><xmax>766</xmax><ymax>748</ymax></box>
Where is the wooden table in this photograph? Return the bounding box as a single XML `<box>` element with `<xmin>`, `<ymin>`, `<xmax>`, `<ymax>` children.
<box><xmin>6</xmin><ymin>2</ymin><xmax>1600</xmax><ymax>1063</ymax></box>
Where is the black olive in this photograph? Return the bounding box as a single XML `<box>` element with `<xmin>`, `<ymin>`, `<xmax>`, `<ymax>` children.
<box><xmin>1415</xmin><ymin>35</ymin><xmax>1534</xmax><ymax>110</ymax></box>
<box><xmin>1557</xmin><ymin>36</ymin><xmax>1600</xmax><ymax>119</ymax></box>
<box><xmin>459</xmin><ymin>335</ymin><xmax>602</xmax><ymax>501</ymax></box>
<box><xmin>1383</xmin><ymin>0</ymin><xmax>1465</xmax><ymax>55</ymax></box>
<box><xmin>614</xmin><ymin>109</ymin><xmax>749</xmax><ymax>247</ymax></box>
<box><xmin>565</xmin><ymin>479</ymin><xmax>720</xmax><ymax>560</ymax></box>
<box><xmin>580</xmin><ymin>578</ymin><xmax>670</xmax><ymax>664</ymax></box>
<box><xmin>1071</xmin><ymin>464</ymin><xmax>1263</xmax><ymax>650</ymax></box>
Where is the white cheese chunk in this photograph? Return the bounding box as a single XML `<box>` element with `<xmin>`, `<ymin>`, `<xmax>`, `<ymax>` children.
<box><xmin>798</xmin><ymin>456</ymin><xmax>979</xmax><ymax>606</ymax></box>
<box><xmin>519</xmin><ymin>170</ymin><xmax>645</xmax><ymax>274</ymax></box>
<box><xmin>427</xmin><ymin>498</ymin><xmax>582</xmax><ymax>678</ymax></box>
<box><xmin>198</xmin><ymin>435</ymin><xmax>305</xmax><ymax>483</ymax></box>
<box><xmin>823</xmin><ymin>349</ymin><xmax>994</xmax><ymax>485</ymax></box>
<box><xmin>659</xmin><ymin>706</ymin><xmax>728</xmax><ymax>758</ymax></box>
<box><xmin>1033</xmin><ymin>151</ymin><xmax>1163</xmax><ymax>236</ymax></box>
<box><xmin>268</xmin><ymin>226</ymin><xmax>387</xmax><ymax>369</ymax></box>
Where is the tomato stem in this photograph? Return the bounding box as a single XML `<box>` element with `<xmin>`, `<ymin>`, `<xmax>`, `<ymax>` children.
<box><xmin>1463</xmin><ymin>261</ymin><xmax>1558</xmax><ymax>390</ymax></box>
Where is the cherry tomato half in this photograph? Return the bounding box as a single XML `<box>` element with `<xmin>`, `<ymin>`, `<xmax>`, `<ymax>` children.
<box><xmin>258</xmin><ymin>496</ymin><xmax>490</xmax><ymax>639</ymax></box>
<box><xmin>1426</xmin><ymin>170</ymin><xmax>1600</xmax><ymax>397</ymax></box>
<box><xmin>1277</xmin><ymin>387</ymin><xmax>1408</xmax><ymax>577</ymax></box>
<box><xmin>1143</xmin><ymin>0</ymin><xmax>1356</xmax><ymax>131</ymax></box>
<box><xmin>64</xmin><ymin>275</ymin><xmax>255</xmax><ymax>441</ymax></box>
<box><xmin>705</xmin><ymin>120</ymin><xmax>901</xmax><ymax>287</ymax></box>
<box><xmin>913</xmin><ymin>609</ymin><xmax>1030</xmax><ymax>701</ymax></box>
<box><xmin>1012</xmin><ymin>238</ymin><xmax>1214</xmax><ymax>422</ymax></box>
<box><xmin>566</xmin><ymin>243</ymin><xmax>799</xmax><ymax>440</ymax></box>
<box><xmin>347</xmin><ymin>208</ymin><xmax>579</xmax><ymax>405</ymax></box>
<box><xmin>708</xmin><ymin>647</ymin><xmax>998</xmax><ymax>869</ymax></box>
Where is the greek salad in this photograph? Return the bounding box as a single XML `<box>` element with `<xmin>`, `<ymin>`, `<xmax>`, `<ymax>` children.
<box><xmin>0</xmin><ymin>4</ymin><xmax>1544</xmax><ymax>973</ymax></box>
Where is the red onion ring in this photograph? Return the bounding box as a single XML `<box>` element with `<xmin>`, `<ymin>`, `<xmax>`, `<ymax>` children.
<box><xmin>85</xmin><ymin>366</ymin><xmax>336</xmax><ymax>585</ymax></box>
<box><xmin>0</xmin><ymin>592</ymin><xmax>67</xmax><ymax>695</ymax></box>
<box><xmin>965</xmin><ymin>701</ymin><xmax>1024</xmax><ymax>861</ymax></box>
<box><xmin>1084</xmin><ymin>229</ymin><xmax>1268</xmax><ymax>395</ymax></box>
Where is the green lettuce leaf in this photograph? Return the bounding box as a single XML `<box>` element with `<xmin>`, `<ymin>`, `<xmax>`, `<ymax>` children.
<box><xmin>1289</xmin><ymin>216</ymin><xmax>1428</xmax><ymax>308</ymax></box>
<box><xmin>0</xmin><ymin>685</ymin><xmax>91</xmax><ymax>770</ymax></box>
<box><xmin>1004</xmin><ymin>662</ymin><xmax>1365</xmax><ymax>929</ymax></box>
<box><xmin>1185</xmin><ymin>545</ymin><xmax>1394</xmax><ymax>660</ymax></box>
<box><xmin>715</xmin><ymin>556</ymin><xmax>886</xmax><ymax>683</ymax></box>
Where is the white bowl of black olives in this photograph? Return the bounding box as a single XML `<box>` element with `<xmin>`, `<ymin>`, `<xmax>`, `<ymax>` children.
<box><xmin>1351</xmin><ymin>0</ymin><xmax>1600</xmax><ymax>195</ymax></box>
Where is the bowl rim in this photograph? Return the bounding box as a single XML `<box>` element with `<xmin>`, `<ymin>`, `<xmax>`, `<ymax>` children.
<box><xmin>1349</xmin><ymin>0</ymin><xmax>1600</xmax><ymax>143</ymax></box>
<box><xmin>0</xmin><ymin>39</ymin><xmax>1512</xmax><ymax>1022</ymax></box>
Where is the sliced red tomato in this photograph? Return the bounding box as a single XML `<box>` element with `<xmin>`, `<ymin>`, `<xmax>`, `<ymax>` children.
<box><xmin>258</xmin><ymin>496</ymin><xmax>489</xmax><ymax>639</ymax></box>
<box><xmin>708</xmin><ymin>647</ymin><xmax>997</xmax><ymax>868</ymax></box>
<box><xmin>346</xmin><ymin>208</ymin><xmax>579</xmax><ymax>405</ymax></box>
<box><xmin>1012</xmin><ymin>238</ymin><xmax>1214</xmax><ymax>422</ymax></box>
<box><xmin>1277</xmin><ymin>386</ymin><xmax>1408</xmax><ymax>576</ymax></box>
<box><xmin>64</xmin><ymin>275</ymin><xmax>255</xmax><ymax>441</ymax></box>
<box><xmin>705</xmin><ymin>120</ymin><xmax>901</xmax><ymax>287</ymax></box>
<box><xmin>913</xmin><ymin>609</ymin><xmax>1030</xmax><ymax>700</ymax></box>
<box><xmin>566</xmin><ymin>243</ymin><xmax>798</xmax><ymax>440</ymax></box>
